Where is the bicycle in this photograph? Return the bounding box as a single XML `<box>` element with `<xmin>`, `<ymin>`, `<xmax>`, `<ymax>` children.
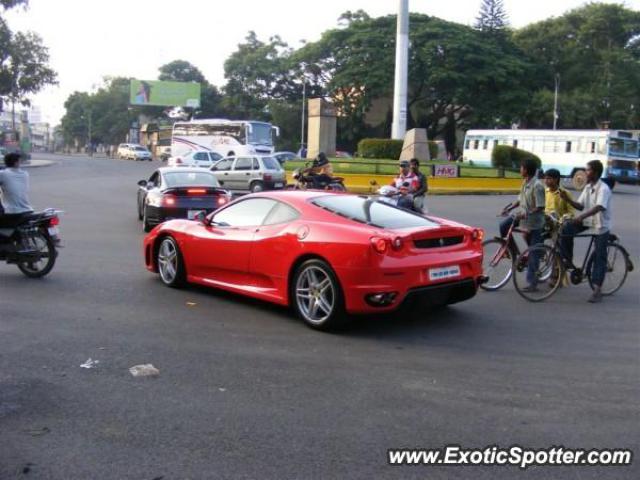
<box><xmin>513</xmin><ymin>216</ymin><xmax>634</xmax><ymax>302</ymax></box>
<box><xmin>481</xmin><ymin>205</ymin><xmax>552</xmax><ymax>291</ymax></box>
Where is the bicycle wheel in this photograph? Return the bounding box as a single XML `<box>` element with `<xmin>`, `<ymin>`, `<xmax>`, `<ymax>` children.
<box><xmin>587</xmin><ymin>243</ymin><xmax>628</xmax><ymax>296</ymax></box>
<box><xmin>513</xmin><ymin>244</ymin><xmax>563</xmax><ymax>302</ymax></box>
<box><xmin>481</xmin><ymin>238</ymin><xmax>513</xmax><ymax>291</ymax></box>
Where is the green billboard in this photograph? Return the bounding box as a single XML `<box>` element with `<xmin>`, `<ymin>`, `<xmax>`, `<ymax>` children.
<box><xmin>130</xmin><ymin>80</ymin><xmax>201</xmax><ymax>108</ymax></box>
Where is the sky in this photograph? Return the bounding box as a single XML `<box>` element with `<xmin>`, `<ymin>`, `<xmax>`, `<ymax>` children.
<box><xmin>5</xmin><ymin>0</ymin><xmax>640</xmax><ymax>125</ymax></box>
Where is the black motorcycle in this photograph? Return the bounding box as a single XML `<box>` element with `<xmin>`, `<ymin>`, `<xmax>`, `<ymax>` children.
<box><xmin>289</xmin><ymin>163</ymin><xmax>346</xmax><ymax>192</ymax></box>
<box><xmin>0</xmin><ymin>208</ymin><xmax>62</xmax><ymax>278</ymax></box>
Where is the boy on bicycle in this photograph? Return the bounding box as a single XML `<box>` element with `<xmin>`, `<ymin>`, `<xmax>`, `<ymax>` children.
<box><xmin>543</xmin><ymin>168</ymin><xmax>574</xmax><ymax>220</ymax></box>
<box><xmin>558</xmin><ymin>160</ymin><xmax>612</xmax><ymax>303</ymax></box>
<box><xmin>499</xmin><ymin>158</ymin><xmax>545</xmax><ymax>292</ymax></box>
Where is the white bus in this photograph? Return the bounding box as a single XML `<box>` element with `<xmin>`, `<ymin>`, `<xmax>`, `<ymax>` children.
<box><xmin>462</xmin><ymin>129</ymin><xmax>639</xmax><ymax>186</ymax></box>
<box><xmin>171</xmin><ymin>119</ymin><xmax>280</xmax><ymax>158</ymax></box>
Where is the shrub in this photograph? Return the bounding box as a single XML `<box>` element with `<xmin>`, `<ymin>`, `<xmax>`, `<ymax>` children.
<box><xmin>357</xmin><ymin>138</ymin><xmax>404</xmax><ymax>159</ymax></box>
<box><xmin>492</xmin><ymin>145</ymin><xmax>541</xmax><ymax>171</ymax></box>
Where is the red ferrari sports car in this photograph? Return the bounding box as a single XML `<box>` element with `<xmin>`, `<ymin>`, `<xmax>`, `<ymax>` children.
<box><xmin>143</xmin><ymin>191</ymin><xmax>485</xmax><ymax>330</ymax></box>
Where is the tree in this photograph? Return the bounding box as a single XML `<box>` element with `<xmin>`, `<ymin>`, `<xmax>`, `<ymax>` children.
<box><xmin>222</xmin><ymin>31</ymin><xmax>299</xmax><ymax>119</ymax></box>
<box><xmin>158</xmin><ymin>60</ymin><xmax>206</xmax><ymax>84</ymax></box>
<box><xmin>514</xmin><ymin>3</ymin><xmax>640</xmax><ymax>128</ymax></box>
<box><xmin>0</xmin><ymin>0</ymin><xmax>56</xmax><ymax>126</ymax></box>
<box><xmin>475</xmin><ymin>0</ymin><xmax>509</xmax><ymax>33</ymax></box>
<box><xmin>0</xmin><ymin>30</ymin><xmax>57</xmax><ymax>127</ymax></box>
<box><xmin>294</xmin><ymin>13</ymin><xmax>532</xmax><ymax>150</ymax></box>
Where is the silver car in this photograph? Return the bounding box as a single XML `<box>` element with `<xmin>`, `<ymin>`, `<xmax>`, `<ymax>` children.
<box><xmin>209</xmin><ymin>155</ymin><xmax>286</xmax><ymax>192</ymax></box>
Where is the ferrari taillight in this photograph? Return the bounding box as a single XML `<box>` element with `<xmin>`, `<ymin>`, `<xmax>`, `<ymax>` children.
<box><xmin>187</xmin><ymin>188</ymin><xmax>206</xmax><ymax>194</ymax></box>
<box><xmin>162</xmin><ymin>195</ymin><xmax>176</xmax><ymax>207</ymax></box>
<box><xmin>370</xmin><ymin>236</ymin><xmax>388</xmax><ymax>254</ymax></box>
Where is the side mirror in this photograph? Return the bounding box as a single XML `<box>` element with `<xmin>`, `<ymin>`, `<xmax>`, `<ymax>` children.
<box><xmin>196</xmin><ymin>211</ymin><xmax>207</xmax><ymax>224</ymax></box>
<box><xmin>138</xmin><ymin>180</ymin><xmax>147</xmax><ymax>187</ymax></box>
<box><xmin>218</xmin><ymin>180</ymin><xmax>224</xmax><ymax>186</ymax></box>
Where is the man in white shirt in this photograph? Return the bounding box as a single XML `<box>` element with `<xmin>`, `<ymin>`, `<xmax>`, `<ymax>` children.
<box><xmin>559</xmin><ymin>160</ymin><xmax>612</xmax><ymax>303</ymax></box>
<box><xmin>0</xmin><ymin>152</ymin><xmax>33</xmax><ymax>222</ymax></box>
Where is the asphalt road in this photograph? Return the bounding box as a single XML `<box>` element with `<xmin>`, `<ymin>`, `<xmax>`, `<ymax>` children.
<box><xmin>1</xmin><ymin>154</ymin><xmax>638</xmax><ymax>480</ymax></box>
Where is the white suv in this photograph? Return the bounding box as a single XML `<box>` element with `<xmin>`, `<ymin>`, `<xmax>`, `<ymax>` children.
<box><xmin>209</xmin><ymin>155</ymin><xmax>286</xmax><ymax>192</ymax></box>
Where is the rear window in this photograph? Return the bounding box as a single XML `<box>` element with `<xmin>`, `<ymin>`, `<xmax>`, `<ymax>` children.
<box><xmin>163</xmin><ymin>172</ymin><xmax>220</xmax><ymax>188</ymax></box>
<box><xmin>311</xmin><ymin>195</ymin><xmax>439</xmax><ymax>229</ymax></box>
<box><xmin>261</xmin><ymin>157</ymin><xmax>281</xmax><ymax>170</ymax></box>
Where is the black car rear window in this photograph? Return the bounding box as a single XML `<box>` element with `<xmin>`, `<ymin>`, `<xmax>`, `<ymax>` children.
<box><xmin>163</xmin><ymin>171</ymin><xmax>220</xmax><ymax>187</ymax></box>
<box><xmin>311</xmin><ymin>195</ymin><xmax>439</xmax><ymax>229</ymax></box>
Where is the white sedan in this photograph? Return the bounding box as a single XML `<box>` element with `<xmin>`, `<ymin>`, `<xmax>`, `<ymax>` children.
<box><xmin>168</xmin><ymin>150</ymin><xmax>223</xmax><ymax>168</ymax></box>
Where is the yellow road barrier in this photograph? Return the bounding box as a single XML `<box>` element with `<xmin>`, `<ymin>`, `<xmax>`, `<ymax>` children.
<box><xmin>285</xmin><ymin>173</ymin><xmax>521</xmax><ymax>194</ymax></box>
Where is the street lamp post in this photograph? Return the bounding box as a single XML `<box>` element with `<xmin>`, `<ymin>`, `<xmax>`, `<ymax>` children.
<box><xmin>391</xmin><ymin>0</ymin><xmax>409</xmax><ymax>140</ymax></box>
<box><xmin>553</xmin><ymin>73</ymin><xmax>560</xmax><ymax>130</ymax></box>
<box><xmin>301</xmin><ymin>78</ymin><xmax>306</xmax><ymax>154</ymax></box>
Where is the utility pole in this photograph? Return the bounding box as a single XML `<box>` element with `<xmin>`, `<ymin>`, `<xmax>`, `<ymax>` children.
<box><xmin>391</xmin><ymin>0</ymin><xmax>409</xmax><ymax>140</ymax></box>
<box><xmin>88</xmin><ymin>108</ymin><xmax>93</xmax><ymax>156</ymax></box>
<box><xmin>553</xmin><ymin>73</ymin><xmax>560</xmax><ymax>130</ymax></box>
<box><xmin>300</xmin><ymin>78</ymin><xmax>306</xmax><ymax>153</ymax></box>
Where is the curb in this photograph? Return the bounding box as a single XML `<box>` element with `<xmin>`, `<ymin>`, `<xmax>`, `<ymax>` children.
<box><xmin>23</xmin><ymin>160</ymin><xmax>56</xmax><ymax>168</ymax></box>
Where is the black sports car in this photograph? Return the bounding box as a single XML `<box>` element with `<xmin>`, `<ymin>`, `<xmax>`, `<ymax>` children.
<box><xmin>137</xmin><ymin>167</ymin><xmax>231</xmax><ymax>232</ymax></box>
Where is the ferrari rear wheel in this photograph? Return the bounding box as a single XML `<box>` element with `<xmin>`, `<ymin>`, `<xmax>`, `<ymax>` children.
<box><xmin>292</xmin><ymin>259</ymin><xmax>346</xmax><ymax>330</ymax></box>
<box><xmin>157</xmin><ymin>236</ymin><xmax>186</xmax><ymax>288</ymax></box>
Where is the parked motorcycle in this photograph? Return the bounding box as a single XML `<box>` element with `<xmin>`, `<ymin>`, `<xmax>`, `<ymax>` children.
<box><xmin>0</xmin><ymin>208</ymin><xmax>62</xmax><ymax>277</ymax></box>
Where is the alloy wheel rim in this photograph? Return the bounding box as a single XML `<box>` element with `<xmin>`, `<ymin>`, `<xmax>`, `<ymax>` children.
<box><xmin>158</xmin><ymin>239</ymin><xmax>178</xmax><ymax>283</ymax></box>
<box><xmin>296</xmin><ymin>266</ymin><xmax>334</xmax><ymax>324</ymax></box>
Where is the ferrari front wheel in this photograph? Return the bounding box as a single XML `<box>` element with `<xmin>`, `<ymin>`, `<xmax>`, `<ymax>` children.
<box><xmin>292</xmin><ymin>259</ymin><xmax>347</xmax><ymax>330</ymax></box>
<box><xmin>157</xmin><ymin>236</ymin><xmax>186</xmax><ymax>288</ymax></box>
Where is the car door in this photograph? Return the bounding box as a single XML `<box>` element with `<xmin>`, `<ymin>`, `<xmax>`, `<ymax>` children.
<box><xmin>248</xmin><ymin>201</ymin><xmax>302</xmax><ymax>297</ymax></box>
<box><xmin>210</xmin><ymin>158</ymin><xmax>234</xmax><ymax>187</ymax></box>
<box><xmin>230</xmin><ymin>157</ymin><xmax>254</xmax><ymax>190</ymax></box>
<box><xmin>183</xmin><ymin>198</ymin><xmax>279</xmax><ymax>286</ymax></box>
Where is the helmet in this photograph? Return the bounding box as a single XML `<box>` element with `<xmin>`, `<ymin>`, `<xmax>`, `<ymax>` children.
<box><xmin>315</xmin><ymin>152</ymin><xmax>329</xmax><ymax>167</ymax></box>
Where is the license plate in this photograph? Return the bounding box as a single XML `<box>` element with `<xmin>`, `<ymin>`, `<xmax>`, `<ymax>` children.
<box><xmin>274</xmin><ymin>182</ymin><xmax>283</xmax><ymax>188</ymax></box>
<box><xmin>187</xmin><ymin>210</ymin><xmax>204</xmax><ymax>220</ymax></box>
<box><xmin>48</xmin><ymin>227</ymin><xmax>59</xmax><ymax>236</ymax></box>
<box><xmin>429</xmin><ymin>265</ymin><xmax>461</xmax><ymax>281</ymax></box>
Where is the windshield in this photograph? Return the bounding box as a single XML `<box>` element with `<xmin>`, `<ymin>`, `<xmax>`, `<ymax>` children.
<box><xmin>248</xmin><ymin>123</ymin><xmax>273</xmax><ymax>146</ymax></box>
<box><xmin>163</xmin><ymin>171</ymin><xmax>220</xmax><ymax>188</ymax></box>
<box><xmin>134</xmin><ymin>146</ymin><xmax>147</xmax><ymax>151</ymax></box>
<box><xmin>174</xmin><ymin>123</ymin><xmax>246</xmax><ymax>144</ymax></box>
<box><xmin>312</xmin><ymin>195</ymin><xmax>439</xmax><ymax>229</ymax></box>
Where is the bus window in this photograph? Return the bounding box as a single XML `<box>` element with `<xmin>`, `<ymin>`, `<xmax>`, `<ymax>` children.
<box><xmin>512</xmin><ymin>139</ymin><xmax>518</xmax><ymax>148</ymax></box>
<box><xmin>565</xmin><ymin>141</ymin><xmax>572</xmax><ymax>153</ymax></box>
<box><xmin>473</xmin><ymin>140</ymin><xmax>479</xmax><ymax>150</ymax></box>
<box><xmin>590</xmin><ymin>141</ymin><xmax>596</xmax><ymax>154</ymax></box>
<box><xmin>464</xmin><ymin>139</ymin><xmax>470</xmax><ymax>149</ymax></box>
<box><xmin>483</xmin><ymin>139</ymin><xmax>488</xmax><ymax>150</ymax></box>
<box><xmin>493</xmin><ymin>140</ymin><xmax>499</xmax><ymax>149</ymax></box>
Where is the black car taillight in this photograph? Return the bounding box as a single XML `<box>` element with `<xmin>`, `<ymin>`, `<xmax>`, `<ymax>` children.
<box><xmin>162</xmin><ymin>195</ymin><xmax>177</xmax><ymax>207</ymax></box>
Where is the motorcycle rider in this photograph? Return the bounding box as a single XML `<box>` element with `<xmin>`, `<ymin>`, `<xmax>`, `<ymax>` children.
<box><xmin>305</xmin><ymin>152</ymin><xmax>344</xmax><ymax>190</ymax></box>
<box><xmin>0</xmin><ymin>152</ymin><xmax>33</xmax><ymax>226</ymax></box>
<box><xmin>389</xmin><ymin>160</ymin><xmax>419</xmax><ymax>210</ymax></box>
